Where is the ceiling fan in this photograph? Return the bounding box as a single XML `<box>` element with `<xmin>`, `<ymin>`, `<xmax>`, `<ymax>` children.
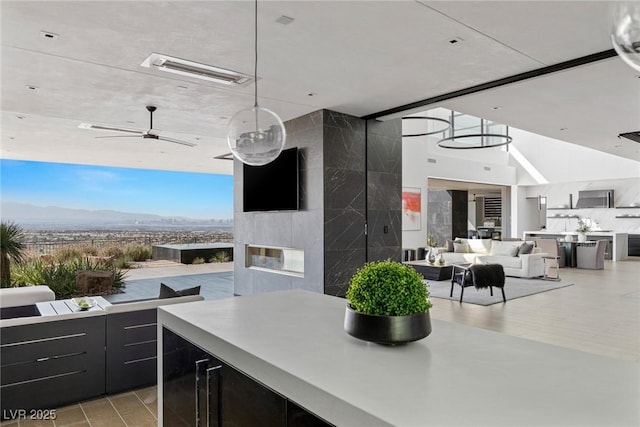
<box><xmin>79</xmin><ymin>105</ymin><xmax>197</xmax><ymax>147</ymax></box>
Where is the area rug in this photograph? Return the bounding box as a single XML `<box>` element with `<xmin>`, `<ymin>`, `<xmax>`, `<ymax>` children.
<box><xmin>426</xmin><ymin>277</ymin><xmax>574</xmax><ymax>306</ymax></box>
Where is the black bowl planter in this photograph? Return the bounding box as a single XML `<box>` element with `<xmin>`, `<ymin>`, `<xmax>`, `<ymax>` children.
<box><xmin>344</xmin><ymin>305</ymin><xmax>432</xmax><ymax>345</ymax></box>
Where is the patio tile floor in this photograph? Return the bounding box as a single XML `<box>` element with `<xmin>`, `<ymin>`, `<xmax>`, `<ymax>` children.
<box><xmin>104</xmin><ymin>271</ymin><xmax>235</xmax><ymax>303</ymax></box>
<box><xmin>0</xmin><ymin>387</ymin><xmax>158</xmax><ymax>427</ymax></box>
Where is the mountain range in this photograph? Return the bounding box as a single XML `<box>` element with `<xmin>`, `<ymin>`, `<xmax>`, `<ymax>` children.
<box><xmin>0</xmin><ymin>201</ymin><xmax>230</xmax><ymax>228</ymax></box>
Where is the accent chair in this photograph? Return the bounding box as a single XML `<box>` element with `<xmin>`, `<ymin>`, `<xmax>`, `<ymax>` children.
<box><xmin>576</xmin><ymin>240</ymin><xmax>606</xmax><ymax>270</ymax></box>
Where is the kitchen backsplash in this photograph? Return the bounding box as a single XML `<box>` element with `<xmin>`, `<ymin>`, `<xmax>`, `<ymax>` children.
<box><xmin>526</xmin><ymin>178</ymin><xmax>640</xmax><ymax>234</ymax></box>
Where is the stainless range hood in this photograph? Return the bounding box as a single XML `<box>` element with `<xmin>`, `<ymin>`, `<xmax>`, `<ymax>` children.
<box><xmin>575</xmin><ymin>190</ymin><xmax>614</xmax><ymax>208</ymax></box>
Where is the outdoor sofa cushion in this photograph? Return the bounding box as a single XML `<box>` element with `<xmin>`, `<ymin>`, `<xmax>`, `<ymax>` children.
<box><xmin>159</xmin><ymin>283</ymin><xmax>201</xmax><ymax>299</ymax></box>
<box><xmin>0</xmin><ymin>285</ymin><xmax>55</xmax><ymax>308</ymax></box>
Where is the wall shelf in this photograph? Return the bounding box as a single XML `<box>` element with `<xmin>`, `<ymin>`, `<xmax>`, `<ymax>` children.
<box><xmin>548</xmin><ymin>207</ymin><xmax>573</xmax><ymax>210</ymax></box>
<box><xmin>547</xmin><ymin>215</ymin><xmax>580</xmax><ymax>219</ymax></box>
<box><xmin>615</xmin><ymin>206</ymin><xmax>640</xmax><ymax>209</ymax></box>
<box><xmin>615</xmin><ymin>215</ymin><xmax>640</xmax><ymax>219</ymax></box>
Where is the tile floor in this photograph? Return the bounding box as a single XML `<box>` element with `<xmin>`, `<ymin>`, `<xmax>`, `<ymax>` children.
<box><xmin>103</xmin><ymin>271</ymin><xmax>234</xmax><ymax>303</ymax></box>
<box><xmin>0</xmin><ymin>387</ymin><xmax>157</xmax><ymax>427</ymax></box>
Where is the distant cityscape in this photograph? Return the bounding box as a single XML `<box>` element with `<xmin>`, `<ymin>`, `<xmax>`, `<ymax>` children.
<box><xmin>2</xmin><ymin>201</ymin><xmax>234</xmax><ymax>254</ymax></box>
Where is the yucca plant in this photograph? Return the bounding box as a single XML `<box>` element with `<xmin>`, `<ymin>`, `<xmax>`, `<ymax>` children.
<box><xmin>1</xmin><ymin>221</ymin><xmax>26</xmax><ymax>287</ymax></box>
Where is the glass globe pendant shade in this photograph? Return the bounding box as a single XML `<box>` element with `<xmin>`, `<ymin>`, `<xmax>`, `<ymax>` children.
<box><xmin>611</xmin><ymin>2</ymin><xmax>640</xmax><ymax>72</ymax></box>
<box><xmin>227</xmin><ymin>105</ymin><xmax>286</xmax><ymax>166</ymax></box>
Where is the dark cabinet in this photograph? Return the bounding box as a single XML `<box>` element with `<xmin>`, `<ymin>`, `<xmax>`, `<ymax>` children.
<box><xmin>629</xmin><ymin>234</ymin><xmax>640</xmax><ymax>257</ymax></box>
<box><xmin>0</xmin><ymin>316</ymin><xmax>105</xmax><ymax>415</ymax></box>
<box><xmin>162</xmin><ymin>327</ymin><xmax>333</xmax><ymax>426</ymax></box>
<box><xmin>287</xmin><ymin>401</ymin><xmax>333</xmax><ymax>427</ymax></box>
<box><xmin>164</xmin><ymin>327</ymin><xmax>330</xmax><ymax>427</ymax></box>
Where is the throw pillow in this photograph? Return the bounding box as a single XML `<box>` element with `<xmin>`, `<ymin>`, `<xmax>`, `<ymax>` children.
<box><xmin>159</xmin><ymin>283</ymin><xmax>201</xmax><ymax>299</ymax></box>
<box><xmin>453</xmin><ymin>242</ymin><xmax>470</xmax><ymax>253</ymax></box>
<box><xmin>446</xmin><ymin>239</ymin><xmax>455</xmax><ymax>252</ymax></box>
<box><xmin>517</xmin><ymin>242</ymin><xmax>534</xmax><ymax>256</ymax></box>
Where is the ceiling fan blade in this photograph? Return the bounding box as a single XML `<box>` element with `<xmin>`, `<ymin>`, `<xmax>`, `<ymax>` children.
<box><xmin>94</xmin><ymin>135</ymin><xmax>141</xmax><ymax>139</ymax></box>
<box><xmin>81</xmin><ymin>108</ymin><xmax>198</xmax><ymax>148</ymax></box>
<box><xmin>80</xmin><ymin>123</ymin><xmax>143</xmax><ymax>134</ymax></box>
<box><xmin>157</xmin><ymin>136</ymin><xmax>197</xmax><ymax>147</ymax></box>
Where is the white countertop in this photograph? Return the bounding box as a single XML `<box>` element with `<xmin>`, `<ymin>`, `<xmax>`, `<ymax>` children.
<box><xmin>158</xmin><ymin>290</ymin><xmax>639</xmax><ymax>427</ymax></box>
<box><xmin>524</xmin><ymin>230</ymin><xmax>627</xmax><ymax>236</ymax></box>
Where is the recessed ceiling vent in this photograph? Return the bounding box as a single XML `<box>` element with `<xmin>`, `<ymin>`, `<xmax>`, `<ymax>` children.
<box><xmin>618</xmin><ymin>131</ymin><xmax>640</xmax><ymax>143</ymax></box>
<box><xmin>141</xmin><ymin>53</ymin><xmax>252</xmax><ymax>86</ymax></box>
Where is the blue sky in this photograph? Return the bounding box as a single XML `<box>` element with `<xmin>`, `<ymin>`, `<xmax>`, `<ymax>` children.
<box><xmin>0</xmin><ymin>160</ymin><xmax>233</xmax><ymax>219</ymax></box>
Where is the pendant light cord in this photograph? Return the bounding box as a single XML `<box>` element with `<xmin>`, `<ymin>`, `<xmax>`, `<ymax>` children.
<box><xmin>254</xmin><ymin>0</ymin><xmax>258</xmax><ymax>108</ymax></box>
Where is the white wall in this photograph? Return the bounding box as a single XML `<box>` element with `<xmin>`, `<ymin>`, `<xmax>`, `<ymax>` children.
<box><xmin>402</xmin><ymin>135</ymin><xmax>516</xmax><ymax>249</ymax></box>
<box><xmin>509</xmin><ymin>128</ymin><xmax>640</xmax><ymax>185</ymax></box>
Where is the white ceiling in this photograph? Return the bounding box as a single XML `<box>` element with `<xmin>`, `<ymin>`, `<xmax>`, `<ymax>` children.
<box><xmin>1</xmin><ymin>1</ymin><xmax>639</xmax><ymax>176</ymax></box>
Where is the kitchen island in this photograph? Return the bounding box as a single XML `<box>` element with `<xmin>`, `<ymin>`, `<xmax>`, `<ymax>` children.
<box><xmin>158</xmin><ymin>290</ymin><xmax>638</xmax><ymax>426</ymax></box>
<box><xmin>523</xmin><ymin>230</ymin><xmax>628</xmax><ymax>261</ymax></box>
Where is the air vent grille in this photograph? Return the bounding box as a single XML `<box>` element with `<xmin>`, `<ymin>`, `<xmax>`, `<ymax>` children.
<box><xmin>141</xmin><ymin>53</ymin><xmax>252</xmax><ymax>86</ymax></box>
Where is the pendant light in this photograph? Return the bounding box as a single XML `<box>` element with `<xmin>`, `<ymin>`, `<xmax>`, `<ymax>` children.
<box><xmin>437</xmin><ymin>113</ymin><xmax>511</xmax><ymax>149</ymax></box>
<box><xmin>227</xmin><ymin>0</ymin><xmax>286</xmax><ymax>166</ymax></box>
<box><xmin>611</xmin><ymin>2</ymin><xmax>640</xmax><ymax>72</ymax></box>
<box><xmin>402</xmin><ymin>116</ymin><xmax>450</xmax><ymax>137</ymax></box>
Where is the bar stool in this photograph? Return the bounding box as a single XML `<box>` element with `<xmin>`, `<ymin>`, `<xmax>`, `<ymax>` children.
<box><xmin>535</xmin><ymin>239</ymin><xmax>562</xmax><ymax>281</ymax></box>
<box><xmin>541</xmin><ymin>255</ymin><xmax>561</xmax><ymax>281</ymax></box>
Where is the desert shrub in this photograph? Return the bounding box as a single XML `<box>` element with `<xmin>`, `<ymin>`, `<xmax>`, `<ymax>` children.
<box><xmin>209</xmin><ymin>251</ymin><xmax>231</xmax><ymax>263</ymax></box>
<box><xmin>11</xmin><ymin>257</ymin><xmax>125</xmax><ymax>299</ymax></box>
<box><xmin>124</xmin><ymin>244</ymin><xmax>152</xmax><ymax>262</ymax></box>
<box><xmin>54</xmin><ymin>247</ymin><xmax>84</xmax><ymax>262</ymax></box>
<box><xmin>77</xmin><ymin>244</ymin><xmax>98</xmax><ymax>256</ymax></box>
<box><xmin>113</xmin><ymin>257</ymin><xmax>131</xmax><ymax>269</ymax></box>
<box><xmin>192</xmin><ymin>257</ymin><xmax>205</xmax><ymax>265</ymax></box>
<box><xmin>99</xmin><ymin>244</ymin><xmax>125</xmax><ymax>259</ymax></box>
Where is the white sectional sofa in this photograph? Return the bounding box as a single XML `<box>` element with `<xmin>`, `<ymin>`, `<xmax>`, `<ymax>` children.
<box><xmin>435</xmin><ymin>238</ymin><xmax>547</xmax><ymax>278</ymax></box>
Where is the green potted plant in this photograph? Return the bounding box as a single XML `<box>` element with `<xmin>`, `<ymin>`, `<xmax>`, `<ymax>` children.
<box><xmin>575</xmin><ymin>217</ymin><xmax>591</xmax><ymax>242</ymax></box>
<box><xmin>344</xmin><ymin>259</ymin><xmax>432</xmax><ymax>345</ymax></box>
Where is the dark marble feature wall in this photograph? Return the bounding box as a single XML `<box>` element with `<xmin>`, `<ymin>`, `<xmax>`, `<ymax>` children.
<box><xmin>366</xmin><ymin>119</ymin><xmax>402</xmax><ymax>263</ymax></box>
<box><xmin>427</xmin><ymin>189</ymin><xmax>452</xmax><ymax>246</ymax></box>
<box><xmin>451</xmin><ymin>190</ymin><xmax>469</xmax><ymax>240</ymax></box>
<box><xmin>323</xmin><ymin>111</ymin><xmax>367</xmax><ymax>297</ymax></box>
<box><xmin>234</xmin><ymin>110</ymin><xmax>402</xmax><ymax>298</ymax></box>
<box><xmin>426</xmin><ymin>189</ymin><xmax>469</xmax><ymax>243</ymax></box>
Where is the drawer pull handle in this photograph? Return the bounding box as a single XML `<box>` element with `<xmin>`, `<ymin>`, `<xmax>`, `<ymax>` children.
<box><xmin>195</xmin><ymin>359</ymin><xmax>209</xmax><ymax>427</ymax></box>
<box><xmin>36</xmin><ymin>357</ymin><xmax>50</xmax><ymax>362</ymax></box>
<box><xmin>207</xmin><ymin>365</ymin><xmax>222</xmax><ymax>427</ymax></box>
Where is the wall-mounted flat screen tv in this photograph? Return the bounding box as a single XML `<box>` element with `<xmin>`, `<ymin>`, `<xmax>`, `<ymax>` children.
<box><xmin>243</xmin><ymin>147</ymin><xmax>299</xmax><ymax>212</ymax></box>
